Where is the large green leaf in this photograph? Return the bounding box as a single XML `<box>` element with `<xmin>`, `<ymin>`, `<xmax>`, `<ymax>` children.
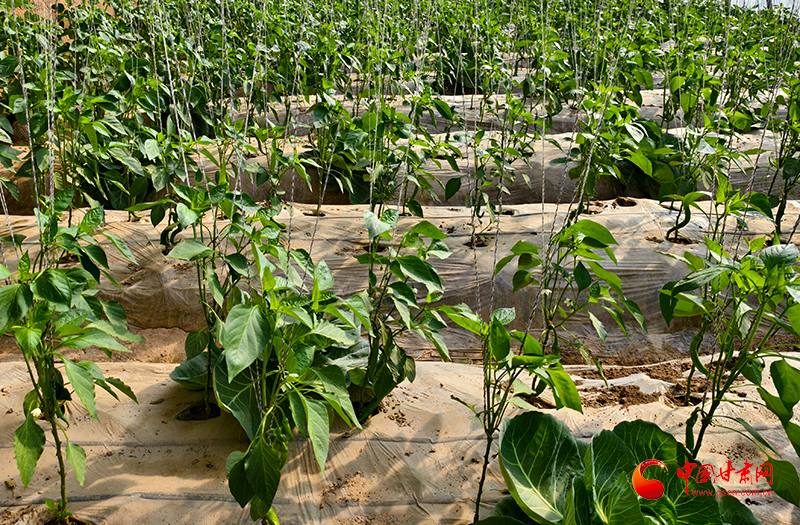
<box><xmin>66</xmin><ymin>441</ymin><xmax>87</xmax><ymax>486</ymax></box>
<box><xmin>547</xmin><ymin>369</ymin><xmax>583</xmax><ymax>413</ymax></box>
<box><xmin>185</xmin><ymin>330</ymin><xmax>209</xmax><ymax>360</ymax></box>
<box><xmin>31</xmin><ymin>269</ymin><xmax>72</xmax><ymax>308</ymax></box>
<box><xmin>61</xmin><ymin>356</ymin><xmax>98</xmax><ymax>419</ymax></box>
<box><xmin>0</xmin><ymin>283</ymin><xmax>32</xmax><ymax>332</ymax></box>
<box><xmin>563</xmin><ymin>475</ymin><xmax>590</xmax><ymax>525</ymax></box>
<box><xmin>167</xmin><ymin>240</ymin><xmax>213</xmax><ymax>261</ymax></box>
<box><xmin>169</xmin><ymin>352</ymin><xmax>215</xmax><ymax>390</ymax></box>
<box><xmin>759</xmin><ymin>244</ymin><xmax>799</xmax><ymax>270</ymax></box>
<box><xmin>498</xmin><ymin>411</ymin><xmax>584</xmax><ymax>524</ymax></box>
<box><xmin>244</xmin><ymin>436</ymin><xmax>283</xmax><ymax>511</ymax></box>
<box><xmin>61</xmin><ymin>329</ymin><xmax>130</xmax><ymax>353</ymax></box>
<box><xmin>313</xmin><ymin>365</ymin><xmax>360</xmax><ymax>428</ymax></box>
<box><xmin>771</xmin><ymin>360</ymin><xmax>800</xmax><ymax>411</ymax></box>
<box><xmin>14</xmin><ymin>412</ymin><xmax>45</xmax><ymax>487</ymax></box>
<box><xmin>222</xmin><ymin>305</ymin><xmax>271</xmax><ymax>378</ymax></box>
<box><xmin>302</xmin><ymin>394</ymin><xmax>331</xmax><ymax>473</ymax></box>
<box><xmin>769</xmin><ymin>457</ymin><xmax>800</xmax><ymax>506</ymax></box>
<box><xmin>585</xmin><ymin>430</ymin><xmax>644</xmax><ymax>525</ymax></box>
<box><xmin>226</xmin><ymin>451</ymin><xmax>254</xmax><ymax>507</ymax></box>
<box><xmin>718</xmin><ymin>496</ymin><xmax>761</xmax><ymax>525</ymax></box>
<box><xmin>614</xmin><ymin>421</ymin><xmax>721</xmax><ymax>525</ymax></box>
<box><xmin>395</xmin><ymin>256</ymin><xmax>443</xmax><ymax>293</ymax></box>
<box><xmin>364</xmin><ymin>210</ymin><xmax>392</xmax><ymax>239</ymax></box>
<box><xmin>570</xmin><ymin>220</ymin><xmax>618</xmax><ymax>246</ymax></box>
<box><xmin>214</xmin><ymin>358</ymin><xmax>261</xmax><ymax>440</ymax></box>
<box><xmin>671</xmin><ymin>266</ymin><xmax>735</xmax><ymax>296</ymax></box>
<box><xmin>490</xmin><ymin>318</ymin><xmax>510</xmax><ymax>360</ymax></box>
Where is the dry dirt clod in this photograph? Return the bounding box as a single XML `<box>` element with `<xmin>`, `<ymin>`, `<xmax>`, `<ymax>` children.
<box><xmin>4</xmin><ymin>479</ymin><xmax>16</xmax><ymax>491</ymax></box>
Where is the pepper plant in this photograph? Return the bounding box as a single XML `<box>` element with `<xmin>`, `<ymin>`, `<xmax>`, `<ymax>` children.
<box><xmin>2</xmin><ymin>192</ymin><xmax>142</xmax><ymax>523</ymax></box>
<box><xmin>217</xmin><ymin>227</ymin><xmax>367</xmax><ymax>522</ymax></box>
<box><xmin>660</xmin><ymin>239</ymin><xmax>800</xmax><ymax>507</ymax></box>
<box><xmin>353</xmin><ymin>209</ymin><xmax>450</xmax><ymax>420</ymax></box>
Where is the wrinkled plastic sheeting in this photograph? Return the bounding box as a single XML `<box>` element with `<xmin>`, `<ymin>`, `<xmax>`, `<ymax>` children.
<box><xmin>0</xmin><ymin>201</ymin><xmax>795</xmax><ymax>364</ymax></box>
<box><xmin>1</xmin><ymin>360</ymin><xmax>797</xmax><ymax>525</ymax></box>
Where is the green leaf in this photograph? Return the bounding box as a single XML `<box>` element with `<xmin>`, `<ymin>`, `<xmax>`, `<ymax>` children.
<box><xmin>759</xmin><ymin>244</ymin><xmax>799</xmax><ymax>270</ymax></box>
<box><xmin>81</xmin><ymin>207</ymin><xmax>105</xmax><ymax>230</ymax></box>
<box><xmin>491</xmin><ymin>495</ymin><xmax>540</xmax><ymax>523</ymax></box>
<box><xmin>407</xmin><ymin>221</ymin><xmax>447</xmax><ymax>240</ymax></box>
<box><xmin>222</xmin><ymin>305</ymin><xmax>271</xmax><ymax>378</ymax></box>
<box><xmin>718</xmin><ymin>495</ymin><xmax>760</xmax><ymax>525</ymax></box>
<box><xmin>563</xmin><ymin>475</ymin><xmax>590</xmax><ymax>525</ymax></box>
<box><xmin>66</xmin><ymin>442</ymin><xmax>87</xmax><ymax>486</ymax></box>
<box><xmin>61</xmin><ymin>356</ymin><xmax>98</xmax><ymax>419</ymax></box>
<box><xmin>586</xmin><ymin>430</ymin><xmax>645</xmax><ymax>525</ymax></box>
<box><xmin>622</xmin><ymin>300</ymin><xmax>647</xmax><ymax>332</ymax></box>
<box><xmin>588</xmin><ymin>312</ymin><xmax>608</xmax><ymax>342</ymax></box>
<box><xmin>309</xmin><ymin>320</ymin><xmax>356</xmax><ymax>345</ymax></box>
<box><xmin>671</xmin><ymin>265</ymin><xmax>734</xmax><ymax>296</ymax></box>
<box><xmin>626</xmin><ymin>151</ymin><xmax>653</xmax><ymax>177</ymax></box>
<box><xmin>244</xmin><ymin>436</ymin><xmax>283</xmax><ymax>511</ymax></box>
<box><xmin>364</xmin><ymin>210</ymin><xmax>392</xmax><ymax>239</ymax></box>
<box><xmin>14</xmin><ymin>327</ymin><xmax>42</xmax><ymax>357</ymax></box>
<box><xmin>302</xmin><ymin>394</ymin><xmax>331</xmax><ymax>472</ymax></box>
<box><xmin>498</xmin><ymin>412</ymin><xmax>584</xmax><ymax>524</ymax></box>
<box><xmin>31</xmin><ymin>269</ymin><xmax>72</xmax><ymax>308</ymax></box>
<box><xmin>176</xmin><ymin>203</ymin><xmax>199</xmax><ymax>228</ymax></box>
<box><xmin>61</xmin><ymin>330</ymin><xmax>129</xmax><ymax>353</ymax></box>
<box><xmin>396</xmin><ymin>256</ymin><xmax>443</xmax><ymax>293</ymax></box>
<box><xmin>669</xmin><ymin>75</ymin><xmax>686</xmax><ymax>93</ymax></box>
<box><xmin>215</xmin><ymin>358</ymin><xmax>261</xmax><ymax>440</ymax></box>
<box><xmin>105</xmin><ymin>377</ymin><xmax>137</xmax><ymax>403</ymax></box>
<box><xmin>185</xmin><ymin>330</ymin><xmax>209</xmax><ymax>360</ymax></box>
<box><xmin>227</xmin><ymin>451</ymin><xmax>254</xmax><ymax>508</ymax></box>
<box><xmin>571</xmin><ymin>220</ymin><xmax>618</xmax><ymax>246</ymax></box>
<box><xmin>14</xmin><ymin>412</ymin><xmax>45</xmax><ymax>487</ymax></box>
<box><xmin>169</xmin><ymin>352</ymin><xmax>215</xmax><ymax>390</ymax></box>
<box><xmin>313</xmin><ymin>366</ymin><xmax>360</xmax><ymax>428</ymax></box>
<box><xmin>53</xmin><ymin>190</ymin><xmax>76</xmax><ymax>214</ymax></box>
<box><xmin>103</xmin><ymin>232</ymin><xmax>137</xmax><ymax>264</ymax></box>
<box><xmin>207</xmin><ymin>268</ymin><xmax>225</xmax><ymax>307</ymax></box>
<box><xmin>587</xmin><ymin>262</ymin><xmax>623</xmax><ymax>297</ymax></box>
<box><xmin>758</xmin><ymin>387</ymin><xmax>792</xmax><ymax>423</ymax></box>
<box><xmin>547</xmin><ymin>369</ymin><xmax>583</xmax><ymax>413</ymax></box>
<box><xmin>445</xmin><ymin>177</ymin><xmax>462</xmax><ymax>201</ymax></box>
<box><xmin>143</xmin><ymin>139</ymin><xmax>161</xmax><ymax>161</ymax></box>
<box><xmin>769</xmin><ymin>457</ymin><xmax>800</xmax><ymax>506</ymax></box>
<box><xmin>490</xmin><ymin>317</ymin><xmax>511</xmax><ymax>361</ymax></box>
<box><xmin>0</xmin><ymin>283</ymin><xmax>32</xmax><ymax>333</ymax></box>
<box><xmin>575</xmin><ymin>262</ymin><xmax>592</xmax><ymax>292</ymax></box>
<box><xmin>771</xmin><ymin>360</ymin><xmax>800</xmax><ymax>411</ymax></box>
<box><xmin>166</xmin><ymin>240</ymin><xmax>213</xmax><ymax>261</ymax></box>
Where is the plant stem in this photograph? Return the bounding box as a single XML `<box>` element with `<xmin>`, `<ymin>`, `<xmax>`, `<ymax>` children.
<box><xmin>474</xmin><ymin>433</ymin><xmax>493</xmax><ymax>522</ymax></box>
<box><xmin>50</xmin><ymin>417</ymin><xmax>68</xmax><ymax>515</ymax></box>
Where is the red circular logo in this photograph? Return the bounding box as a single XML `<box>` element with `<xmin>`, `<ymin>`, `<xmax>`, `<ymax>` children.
<box><xmin>632</xmin><ymin>459</ymin><xmax>667</xmax><ymax>500</ymax></box>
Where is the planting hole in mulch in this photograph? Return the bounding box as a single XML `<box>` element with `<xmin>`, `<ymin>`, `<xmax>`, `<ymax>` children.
<box><xmin>615</xmin><ymin>196</ymin><xmax>636</xmax><ymax>206</ymax></box>
<box><xmin>464</xmin><ymin>236</ymin><xmax>490</xmax><ymax>248</ymax></box>
<box><xmin>667</xmin><ymin>235</ymin><xmax>698</xmax><ymax>245</ymax></box>
<box><xmin>583</xmin><ymin>385</ymin><xmax>660</xmax><ymax>408</ymax></box>
<box><xmin>175</xmin><ymin>401</ymin><xmax>221</xmax><ymax>421</ymax></box>
<box><xmin>44</xmin><ymin>517</ymin><xmax>97</xmax><ymax>525</ymax></box>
